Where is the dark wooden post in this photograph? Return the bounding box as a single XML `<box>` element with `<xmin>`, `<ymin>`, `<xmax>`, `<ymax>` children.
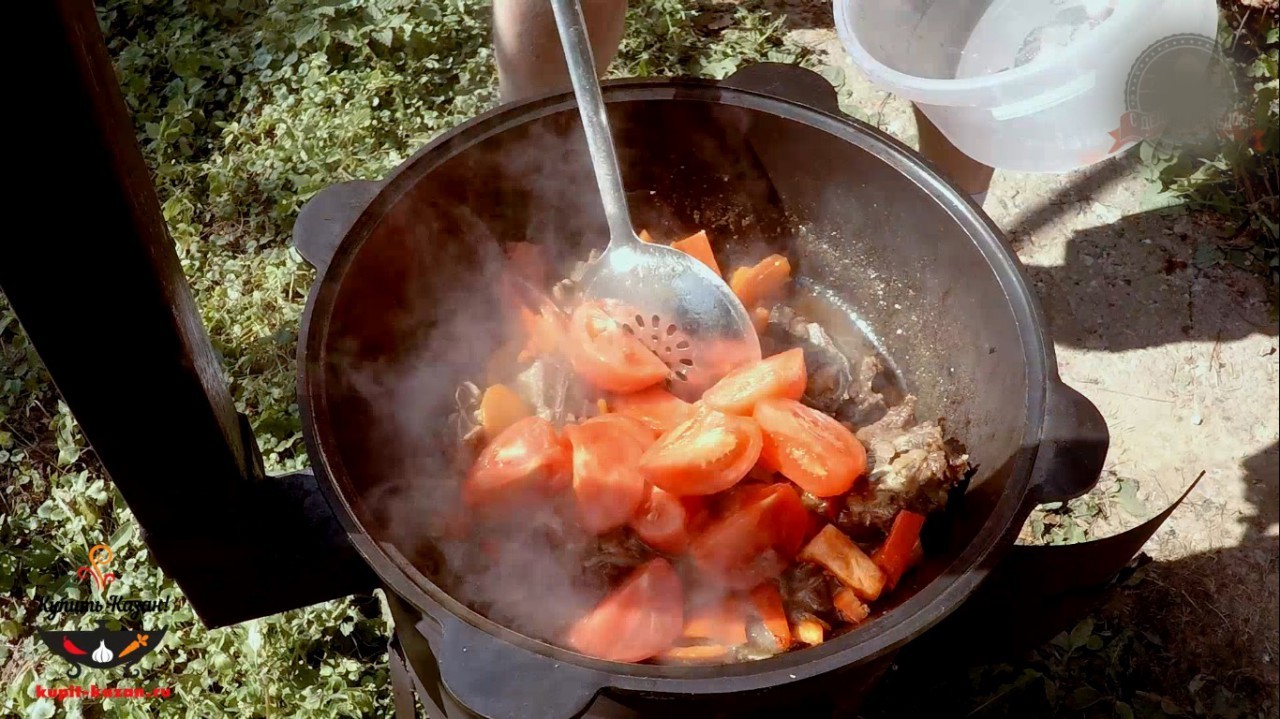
<box><xmin>2</xmin><ymin>0</ymin><xmax>375</xmax><ymax>626</ymax></box>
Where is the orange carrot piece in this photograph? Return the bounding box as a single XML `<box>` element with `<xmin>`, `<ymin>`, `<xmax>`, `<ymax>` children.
<box><xmin>671</xmin><ymin>230</ymin><xmax>722</xmax><ymax>278</ymax></box>
<box><xmin>639</xmin><ymin>229</ymin><xmax>655</xmax><ymax>243</ymax></box>
<box><xmin>794</xmin><ymin>617</ymin><xmax>825</xmax><ymax>646</ymax></box>
<box><xmin>752</xmin><ymin>306</ymin><xmax>770</xmax><ymax>334</ymax></box>
<box><xmin>479</xmin><ymin>384</ymin><xmax>532</xmax><ymax>440</ymax></box>
<box><xmin>658</xmin><ymin>645</ymin><xmax>731</xmax><ymax>663</ymax></box>
<box><xmin>871</xmin><ymin>510</ymin><xmax>927</xmax><ymax>591</ymax></box>
<box><xmin>682</xmin><ymin>597</ymin><xmax>747</xmax><ymax>646</ymax></box>
<box><xmin>729</xmin><ymin>255</ymin><xmax>791</xmax><ymax>309</ymax></box>
<box><xmin>798</xmin><ymin>525</ymin><xmax>887</xmax><ymax>602</ymax></box>
<box><xmin>833</xmin><ymin>587</ymin><xmax>870</xmax><ymax>624</ymax></box>
<box><xmin>749</xmin><ymin>583</ymin><xmax>792</xmax><ymax>651</ymax></box>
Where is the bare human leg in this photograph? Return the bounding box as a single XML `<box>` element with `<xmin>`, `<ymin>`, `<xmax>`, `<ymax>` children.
<box><xmin>494</xmin><ymin>0</ymin><xmax>629</xmax><ymax>104</ymax></box>
<box><xmin>912</xmin><ymin>105</ymin><xmax>995</xmax><ymax>204</ymax></box>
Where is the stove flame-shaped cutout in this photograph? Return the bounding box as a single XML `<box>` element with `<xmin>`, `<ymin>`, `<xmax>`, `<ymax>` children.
<box><xmin>91</xmin><ymin>640</ymin><xmax>114</xmax><ymax>664</ymax></box>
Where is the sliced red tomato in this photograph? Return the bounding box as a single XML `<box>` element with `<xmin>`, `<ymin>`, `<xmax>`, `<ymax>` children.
<box><xmin>688</xmin><ymin>483</ymin><xmax>809</xmax><ymax>589</ymax></box>
<box><xmin>587</xmin><ymin>413</ymin><xmax>657</xmax><ymax>450</ymax></box>
<box><xmin>463</xmin><ymin>417</ymin><xmax>569</xmax><ymax>509</ymax></box>
<box><xmin>871</xmin><ymin>510</ymin><xmax>927</xmax><ymax>590</ymax></box>
<box><xmin>639</xmin><ymin>406</ymin><xmax>762</xmax><ymax>496</ymax></box>
<box><xmin>566</xmin><ymin>301</ymin><xmax>670</xmax><ymax>393</ymax></box>
<box><xmin>566</xmin><ymin>416</ymin><xmax>650</xmax><ymax>534</ymax></box>
<box><xmin>609</xmin><ymin>387</ymin><xmax>695</xmax><ymax>434</ymax></box>
<box><xmin>566</xmin><ymin>558</ymin><xmax>684</xmax><ymax>662</ymax></box>
<box><xmin>754</xmin><ymin>398</ymin><xmax>867</xmax><ymax>497</ymax></box>
<box><xmin>630</xmin><ymin>484</ymin><xmax>692</xmax><ymax>554</ymax></box>
<box><xmin>702</xmin><ymin>348</ymin><xmax>806</xmax><ymax>416</ymax></box>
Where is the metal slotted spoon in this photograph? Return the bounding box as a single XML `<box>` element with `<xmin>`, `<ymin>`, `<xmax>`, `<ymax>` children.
<box><xmin>549</xmin><ymin>0</ymin><xmax>762</xmax><ymax>398</ymax></box>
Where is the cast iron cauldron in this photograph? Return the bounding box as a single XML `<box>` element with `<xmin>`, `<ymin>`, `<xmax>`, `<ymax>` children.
<box><xmin>292</xmin><ymin>64</ymin><xmax>1109</xmax><ymax>719</ymax></box>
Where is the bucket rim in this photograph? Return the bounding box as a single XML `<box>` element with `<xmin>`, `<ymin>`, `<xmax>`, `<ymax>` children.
<box><xmin>833</xmin><ymin>0</ymin><xmax>1157</xmax><ymax>106</ymax></box>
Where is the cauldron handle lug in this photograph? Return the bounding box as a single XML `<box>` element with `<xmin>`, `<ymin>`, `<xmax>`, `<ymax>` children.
<box><xmin>292</xmin><ymin>180</ymin><xmax>384</xmax><ymax>276</ymax></box>
<box><xmin>1030</xmin><ymin>380</ymin><xmax>1110</xmax><ymax>504</ymax></box>
<box><xmin>720</xmin><ymin>62</ymin><xmax>842</xmax><ymax>115</ymax></box>
<box><xmin>425</xmin><ymin>614</ymin><xmax>607</xmax><ymax>719</ymax></box>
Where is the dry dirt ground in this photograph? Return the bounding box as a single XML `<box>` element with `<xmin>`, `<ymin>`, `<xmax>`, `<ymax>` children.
<box><xmin>761</xmin><ymin>1</ymin><xmax>1278</xmax><ymax>714</ymax></box>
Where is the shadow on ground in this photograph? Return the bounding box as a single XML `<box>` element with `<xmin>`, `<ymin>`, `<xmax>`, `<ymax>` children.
<box><xmin>855</xmin><ymin>160</ymin><xmax>1279</xmax><ymax>716</ymax></box>
<box><xmin>1026</xmin><ymin>206</ymin><xmax>1277</xmax><ymax>352</ymax></box>
<box><xmin>858</xmin><ymin>435</ymin><xmax>1277</xmax><ymax>718</ymax></box>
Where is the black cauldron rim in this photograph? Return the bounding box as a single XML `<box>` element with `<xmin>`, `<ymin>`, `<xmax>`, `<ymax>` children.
<box><xmin>296</xmin><ymin>69</ymin><xmax>1099</xmax><ymax>703</ymax></box>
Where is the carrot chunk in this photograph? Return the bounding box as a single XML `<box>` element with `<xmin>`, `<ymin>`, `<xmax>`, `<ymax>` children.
<box><xmin>671</xmin><ymin>230</ymin><xmax>722</xmax><ymax>278</ymax></box>
<box><xmin>798</xmin><ymin>525</ymin><xmax>887</xmax><ymax>602</ymax></box>
<box><xmin>729</xmin><ymin>254</ymin><xmax>791</xmax><ymax>308</ymax></box>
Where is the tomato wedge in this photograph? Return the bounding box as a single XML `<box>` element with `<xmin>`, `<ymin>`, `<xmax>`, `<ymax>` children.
<box><xmin>702</xmin><ymin>348</ymin><xmax>806</xmax><ymax>416</ymax></box>
<box><xmin>566</xmin><ymin>558</ymin><xmax>684</xmax><ymax>662</ymax></box>
<box><xmin>630</xmin><ymin>484</ymin><xmax>692</xmax><ymax>554</ymax></box>
<box><xmin>609</xmin><ymin>387</ymin><xmax>695</xmax><ymax>434</ymax></box>
<box><xmin>688</xmin><ymin>483</ymin><xmax>809</xmax><ymax>589</ymax></box>
<box><xmin>639</xmin><ymin>406</ymin><xmax>762</xmax><ymax>496</ymax></box>
<box><xmin>754</xmin><ymin>398</ymin><xmax>867</xmax><ymax>497</ymax></box>
<box><xmin>586</xmin><ymin>413</ymin><xmax>657</xmax><ymax>449</ymax></box>
<box><xmin>565</xmin><ymin>416</ymin><xmax>650</xmax><ymax>534</ymax></box>
<box><xmin>567</xmin><ymin>301</ymin><xmax>670</xmax><ymax>393</ymax></box>
<box><xmin>463</xmin><ymin>417</ymin><xmax>569</xmax><ymax>509</ymax></box>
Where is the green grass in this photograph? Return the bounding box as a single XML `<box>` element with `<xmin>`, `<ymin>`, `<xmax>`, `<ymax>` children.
<box><xmin>2</xmin><ymin>1</ymin><xmax>1274</xmax><ymax>717</ymax></box>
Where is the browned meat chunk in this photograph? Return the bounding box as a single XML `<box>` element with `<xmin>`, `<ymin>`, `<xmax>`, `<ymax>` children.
<box><xmin>841</xmin><ymin>396</ymin><xmax>969</xmax><ymax>535</ymax></box>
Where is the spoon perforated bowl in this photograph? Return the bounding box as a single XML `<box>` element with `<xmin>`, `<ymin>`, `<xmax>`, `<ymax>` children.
<box><xmin>550</xmin><ymin>0</ymin><xmax>761</xmax><ymax>399</ymax></box>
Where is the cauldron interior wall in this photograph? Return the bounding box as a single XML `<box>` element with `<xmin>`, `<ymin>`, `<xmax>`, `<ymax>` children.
<box><xmin>322</xmin><ymin>98</ymin><xmax>1029</xmax><ymax>619</ymax></box>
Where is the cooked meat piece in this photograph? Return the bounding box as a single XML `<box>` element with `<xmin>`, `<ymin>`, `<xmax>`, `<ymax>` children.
<box><xmin>761</xmin><ymin>304</ymin><xmax>853</xmax><ymax>414</ymax></box>
<box><xmin>799</xmin><ymin>490</ymin><xmax>841</xmax><ymax>522</ymax></box>
<box><xmin>583</xmin><ymin>530</ymin><xmax>655</xmax><ymax>587</ymax></box>
<box><xmin>447</xmin><ymin>381</ymin><xmax>485</xmax><ymax>468</ymax></box>
<box><xmin>781</xmin><ymin>562</ymin><xmax>834</xmax><ymax>621</ymax></box>
<box><xmin>567</xmin><ymin>250</ymin><xmax>602</xmax><ymax>284</ymax></box>
<box><xmin>552</xmin><ymin>278</ymin><xmax>580</xmax><ymax>308</ymax></box>
<box><xmin>842</xmin><ymin>396</ymin><xmax>969</xmax><ymax>534</ymax></box>
<box><xmin>852</xmin><ymin>397</ymin><xmax>917</xmax><ymax>452</ymax></box>
<box><xmin>838</xmin><ymin>355</ymin><xmax>891</xmax><ymax>427</ymax></box>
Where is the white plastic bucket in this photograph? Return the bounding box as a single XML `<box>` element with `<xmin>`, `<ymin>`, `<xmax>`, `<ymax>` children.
<box><xmin>834</xmin><ymin>0</ymin><xmax>1221</xmax><ymax>173</ymax></box>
